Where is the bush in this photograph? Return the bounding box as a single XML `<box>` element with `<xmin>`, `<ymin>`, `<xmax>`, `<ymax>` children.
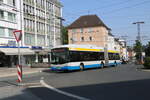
<box><xmin>143</xmin><ymin>57</ymin><xmax>150</xmax><ymax>69</ymax></box>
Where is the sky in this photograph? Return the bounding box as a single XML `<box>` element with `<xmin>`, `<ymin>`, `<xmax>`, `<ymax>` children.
<box><xmin>60</xmin><ymin>0</ymin><xmax>150</xmax><ymax>46</ymax></box>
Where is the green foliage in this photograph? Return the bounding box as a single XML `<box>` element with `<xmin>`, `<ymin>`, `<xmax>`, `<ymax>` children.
<box><xmin>61</xmin><ymin>26</ymin><xmax>68</xmax><ymax>44</ymax></box>
<box><xmin>143</xmin><ymin>57</ymin><xmax>150</xmax><ymax>69</ymax></box>
<box><xmin>133</xmin><ymin>40</ymin><xmax>142</xmax><ymax>60</ymax></box>
<box><xmin>145</xmin><ymin>42</ymin><xmax>150</xmax><ymax>57</ymax></box>
<box><xmin>134</xmin><ymin>40</ymin><xmax>142</xmax><ymax>52</ymax></box>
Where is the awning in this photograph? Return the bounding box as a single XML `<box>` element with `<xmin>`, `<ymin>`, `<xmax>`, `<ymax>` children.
<box><xmin>0</xmin><ymin>48</ymin><xmax>35</xmax><ymax>55</ymax></box>
<box><xmin>33</xmin><ymin>49</ymin><xmax>51</xmax><ymax>55</ymax></box>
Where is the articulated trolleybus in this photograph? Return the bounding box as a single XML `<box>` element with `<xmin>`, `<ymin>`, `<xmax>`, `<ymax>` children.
<box><xmin>51</xmin><ymin>44</ymin><xmax>121</xmax><ymax>71</ymax></box>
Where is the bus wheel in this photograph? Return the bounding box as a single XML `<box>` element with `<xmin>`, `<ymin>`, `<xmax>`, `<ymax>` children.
<box><xmin>114</xmin><ymin>62</ymin><xmax>117</xmax><ymax>67</ymax></box>
<box><xmin>80</xmin><ymin>63</ymin><xmax>84</xmax><ymax>71</ymax></box>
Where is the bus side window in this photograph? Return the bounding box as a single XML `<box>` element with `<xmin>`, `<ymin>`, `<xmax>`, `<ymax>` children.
<box><xmin>70</xmin><ymin>51</ymin><xmax>77</xmax><ymax>62</ymax></box>
<box><xmin>99</xmin><ymin>52</ymin><xmax>104</xmax><ymax>60</ymax></box>
<box><xmin>116</xmin><ymin>53</ymin><xmax>120</xmax><ymax>60</ymax></box>
<box><xmin>108</xmin><ymin>53</ymin><xmax>112</xmax><ymax>60</ymax></box>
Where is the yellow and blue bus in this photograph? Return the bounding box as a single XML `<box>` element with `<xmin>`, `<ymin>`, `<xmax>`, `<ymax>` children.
<box><xmin>50</xmin><ymin>45</ymin><xmax>121</xmax><ymax>71</ymax></box>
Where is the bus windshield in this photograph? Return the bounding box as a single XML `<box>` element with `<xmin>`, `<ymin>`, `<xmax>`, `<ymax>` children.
<box><xmin>51</xmin><ymin>48</ymin><xmax>69</xmax><ymax>64</ymax></box>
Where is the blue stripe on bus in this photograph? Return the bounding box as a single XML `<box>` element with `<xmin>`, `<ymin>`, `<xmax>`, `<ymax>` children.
<box><xmin>67</xmin><ymin>66</ymin><xmax>81</xmax><ymax>70</ymax></box>
<box><xmin>51</xmin><ymin>62</ymin><xmax>121</xmax><ymax>71</ymax></box>
<box><xmin>51</xmin><ymin>64</ymin><xmax>104</xmax><ymax>71</ymax></box>
<box><xmin>84</xmin><ymin>64</ymin><xmax>101</xmax><ymax>68</ymax></box>
<box><xmin>51</xmin><ymin>66</ymin><xmax>80</xmax><ymax>71</ymax></box>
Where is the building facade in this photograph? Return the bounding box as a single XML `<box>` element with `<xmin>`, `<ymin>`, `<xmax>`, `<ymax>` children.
<box><xmin>107</xmin><ymin>33</ymin><xmax>116</xmax><ymax>50</ymax></box>
<box><xmin>68</xmin><ymin>15</ymin><xmax>110</xmax><ymax>48</ymax></box>
<box><xmin>0</xmin><ymin>0</ymin><xmax>62</xmax><ymax>67</ymax></box>
<box><xmin>119</xmin><ymin>39</ymin><xmax>128</xmax><ymax>61</ymax></box>
<box><xmin>0</xmin><ymin>0</ymin><xmax>21</xmax><ymax>47</ymax></box>
<box><xmin>0</xmin><ymin>0</ymin><xmax>62</xmax><ymax>48</ymax></box>
<box><xmin>22</xmin><ymin>0</ymin><xmax>62</xmax><ymax>48</ymax></box>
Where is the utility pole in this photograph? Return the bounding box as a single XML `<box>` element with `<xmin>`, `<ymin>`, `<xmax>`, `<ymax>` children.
<box><xmin>133</xmin><ymin>22</ymin><xmax>144</xmax><ymax>42</ymax></box>
<box><xmin>133</xmin><ymin>21</ymin><xmax>144</xmax><ymax>64</ymax></box>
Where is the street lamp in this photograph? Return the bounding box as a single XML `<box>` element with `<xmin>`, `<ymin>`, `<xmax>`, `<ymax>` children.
<box><xmin>133</xmin><ymin>21</ymin><xmax>145</xmax><ymax>64</ymax></box>
<box><xmin>133</xmin><ymin>21</ymin><xmax>144</xmax><ymax>42</ymax></box>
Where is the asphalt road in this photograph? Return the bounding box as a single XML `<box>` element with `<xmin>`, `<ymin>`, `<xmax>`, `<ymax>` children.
<box><xmin>1</xmin><ymin>64</ymin><xmax>150</xmax><ymax>100</ymax></box>
<box><xmin>28</xmin><ymin>64</ymin><xmax>150</xmax><ymax>100</ymax></box>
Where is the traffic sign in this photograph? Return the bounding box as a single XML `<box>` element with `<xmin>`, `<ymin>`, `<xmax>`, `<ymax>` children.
<box><xmin>13</xmin><ymin>30</ymin><xmax>22</xmax><ymax>42</ymax></box>
<box><xmin>13</xmin><ymin>30</ymin><xmax>23</xmax><ymax>83</ymax></box>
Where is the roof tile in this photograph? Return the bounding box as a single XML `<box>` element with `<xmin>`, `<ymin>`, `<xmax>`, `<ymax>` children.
<box><xmin>67</xmin><ymin>15</ymin><xmax>109</xmax><ymax>29</ymax></box>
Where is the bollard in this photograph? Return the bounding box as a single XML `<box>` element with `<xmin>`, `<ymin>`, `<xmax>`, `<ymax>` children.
<box><xmin>16</xmin><ymin>65</ymin><xmax>22</xmax><ymax>82</ymax></box>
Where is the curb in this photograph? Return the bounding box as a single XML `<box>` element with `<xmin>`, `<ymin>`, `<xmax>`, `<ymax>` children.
<box><xmin>0</xmin><ymin>68</ymin><xmax>51</xmax><ymax>78</ymax></box>
<box><xmin>142</xmin><ymin>69</ymin><xmax>150</xmax><ymax>72</ymax></box>
<box><xmin>0</xmin><ymin>70</ymin><xmax>40</xmax><ymax>78</ymax></box>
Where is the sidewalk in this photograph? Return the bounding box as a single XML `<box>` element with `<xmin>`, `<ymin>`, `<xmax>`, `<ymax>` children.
<box><xmin>0</xmin><ymin>85</ymin><xmax>42</xmax><ymax>100</ymax></box>
<box><xmin>0</xmin><ymin>67</ymin><xmax>50</xmax><ymax>100</ymax></box>
<box><xmin>0</xmin><ymin>67</ymin><xmax>50</xmax><ymax>78</ymax></box>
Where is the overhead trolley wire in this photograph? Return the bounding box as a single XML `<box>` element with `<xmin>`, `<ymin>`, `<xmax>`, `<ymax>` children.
<box><xmin>102</xmin><ymin>0</ymin><xmax>150</xmax><ymax>14</ymax></box>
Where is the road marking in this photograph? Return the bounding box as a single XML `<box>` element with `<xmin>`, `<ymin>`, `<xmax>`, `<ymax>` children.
<box><xmin>40</xmin><ymin>80</ymin><xmax>90</xmax><ymax>100</ymax></box>
<box><xmin>27</xmin><ymin>85</ymin><xmax>42</xmax><ymax>88</ymax></box>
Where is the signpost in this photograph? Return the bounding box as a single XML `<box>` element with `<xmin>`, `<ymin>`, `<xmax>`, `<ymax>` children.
<box><xmin>13</xmin><ymin>30</ymin><xmax>22</xmax><ymax>82</ymax></box>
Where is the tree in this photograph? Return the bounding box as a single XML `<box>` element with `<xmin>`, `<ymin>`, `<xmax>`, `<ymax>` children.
<box><xmin>61</xmin><ymin>26</ymin><xmax>68</xmax><ymax>44</ymax></box>
<box><xmin>143</xmin><ymin>42</ymin><xmax>150</xmax><ymax>68</ymax></box>
<box><xmin>133</xmin><ymin>40</ymin><xmax>142</xmax><ymax>61</ymax></box>
<box><xmin>145</xmin><ymin>42</ymin><xmax>150</xmax><ymax>57</ymax></box>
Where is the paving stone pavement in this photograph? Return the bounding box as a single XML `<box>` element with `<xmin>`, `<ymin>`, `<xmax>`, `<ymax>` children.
<box><xmin>0</xmin><ymin>67</ymin><xmax>50</xmax><ymax>78</ymax></box>
<box><xmin>0</xmin><ymin>67</ymin><xmax>48</xmax><ymax>100</ymax></box>
<box><xmin>0</xmin><ymin>85</ymin><xmax>42</xmax><ymax>100</ymax></box>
